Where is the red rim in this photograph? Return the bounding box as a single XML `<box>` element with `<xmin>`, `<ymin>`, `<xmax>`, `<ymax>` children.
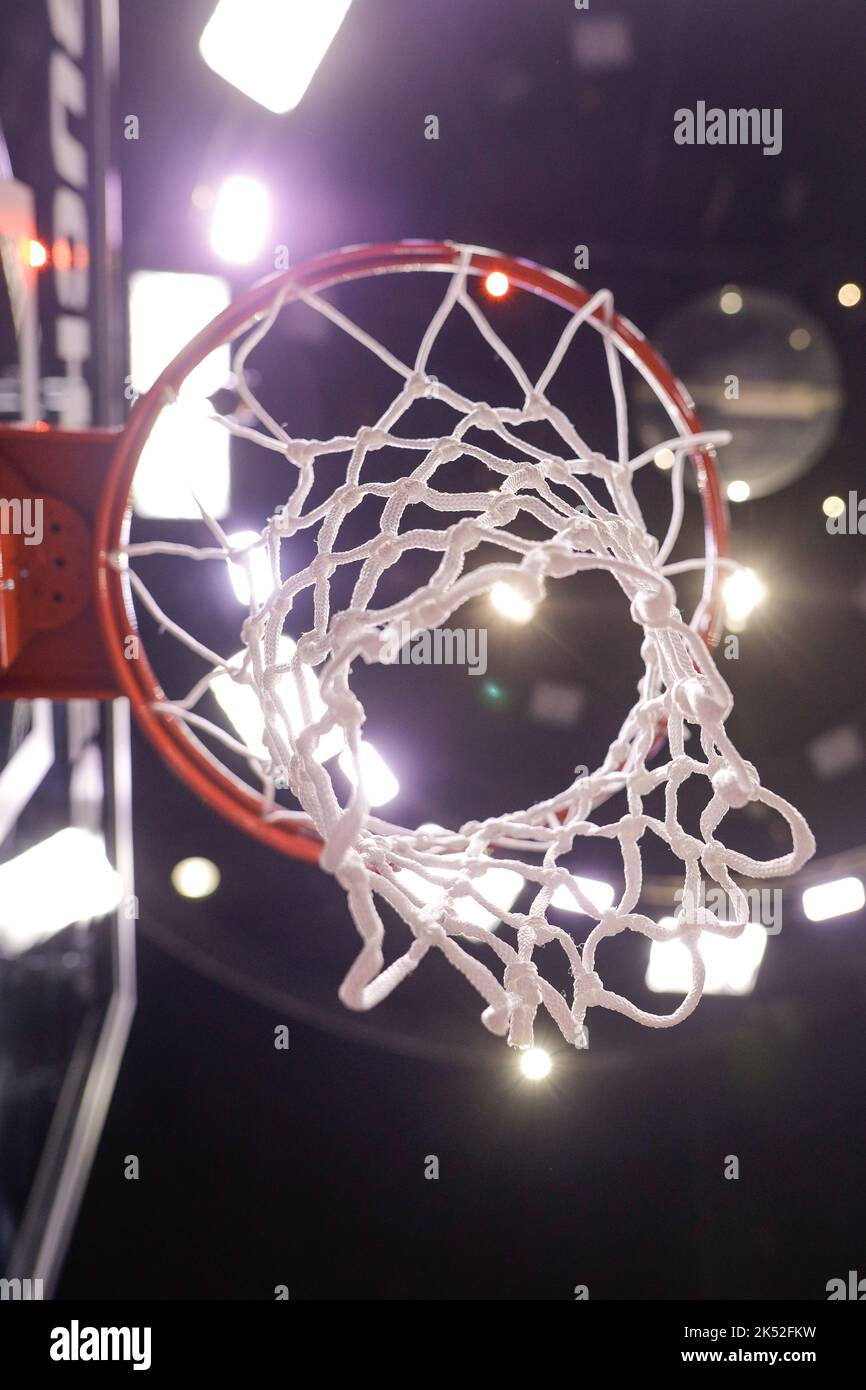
<box><xmin>94</xmin><ymin>240</ymin><xmax>729</xmax><ymax>862</ymax></box>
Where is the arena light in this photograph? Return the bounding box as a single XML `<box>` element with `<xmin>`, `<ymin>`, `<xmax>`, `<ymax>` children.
<box><xmin>822</xmin><ymin>495</ymin><xmax>845</xmax><ymax>519</ymax></box>
<box><xmin>802</xmin><ymin>876</ymin><xmax>865</xmax><ymax>922</ymax></box>
<box><xmin>726</xmin><ymin>480</ymin><xmax>751</xmax><ymax>503</ymax></box>
<box><xmin>490</xmin><ymin>581</ymin><xmax>536</xmax><ymax>624</ymax></box>
<box><xmin>133</xmin><ymin>398</ymin><xmax>231</xmax><ymax>520</ymax></box>
<box><xmin>171</xmin><ymin>857</ymin><xmax>221</xmax><ymax>899</ymax></box>
<box><xmin>210</xmin><ymin>175</ymin><xmax>270</xmax><ymax>265</ymax></box>
<box><xmin>128</xmin><ymin>270</ymin><xmax>230</xmax><ymax>399</ymax></box>
<box><xmin>129</xmin><ymin>271</ymin><xmax>232</xmax><ymax>520</ymax></box>
<box><xmin>226</xmin><ymin>530</ymin><xmax>275</xmax><ymax>607</ymax></box>
<box><xmin>654</xmin><ymin>447</ymin><xmax>675</xmax><ymax>470</ymax></box>
<box><xmin>199</xmin><ymin>0</ymin><xmax>353</xmax><ymax>115</ymax></box>
<box><xmin>723</xmin><ymin>567</ymin><xmax>765</xmax><ymax>627</ymax></box>
<box><xmin>338</xmin><ymin>741</ymin><xmax>399</xmax><ymax>807</ymax></box>
<box><xmin>396</xmin><ymin>862</ymin><xmax>523</xmax><ymax>932</ymax></box>
<box><xmin>551</xmin><ymin>875</ymin><xmax>615</xmax><ymax>916</ymax></box>
<box><xmin>520</xmin><ymin>1047</ymin><xmax>552</xmax><ymax>1081</ymax></box>
<box><xmin>646</xmin><ymin>919</ymin><xmax>768</xmax><ymax>996</ymax></box>
<box><xmin>719</xmin><ymin>287</ymin><xmax>743</xmax><ymax>315</ymax></box>
<box><xmin>837</xmin><ymin>282</ymin><xmax>862</xmax><ymax>309</ymax></box>
<box><xmin>484</xmin><ymin>270</ymin><xmax>510</xmax><ymax>299</ymax></box>
<box><xmin>0</xmin><ymin>829</ymin><xmax>122</xmax><ymax>955</ymax></box>
<box><xmin>212</xmin><ymin>637</ymin><xmax>344</xmax><ymax>765</ymax></box>
<box><xmin>25</xmin><ymin>238</ymin><xmax>47</xmax><ymax>268</ymax></box>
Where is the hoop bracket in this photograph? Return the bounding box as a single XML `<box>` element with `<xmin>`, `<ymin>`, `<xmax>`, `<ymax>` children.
<box><xmin>0</xmin><ymin>424</ymin><xmax>122</xmax><ymax>699</ymax></box>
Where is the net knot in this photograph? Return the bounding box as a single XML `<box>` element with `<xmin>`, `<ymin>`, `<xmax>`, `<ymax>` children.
<box><xmin>286</xmin><ymin>442</ymin><xmax>315</xmax><ymax>467</ymax></box>
<box><xmin>629</xmin><ymin>768</ymin><xmax>656</xmax><ymax>797</ymax></box>
<box><xmin>462</xmin><ymin>858</ymin><xmax>493</xmax><ymax>882</ymax></box>
<box><xmin>416</xmin><ymin>914</ymin><xmax>449</xmax><ymax>947</ymax></box>
<box><xmin>358</xmin><ymin>425</ymin><xmax>390</xmax><ymax>451</ymax></box>
<box><xmin>669</xmin><ymin>830</ymin><xmax>704</xmax><ymax>861</ymax></box>
<box><xmin>545</xmin><ymin>458</ymin><xmax>577</xmax><ymax>486</ymax></box>
<box><xmin>436</xmin><ymin>440</ymin><xmax>463</xmax><ymax>464</ymax></box>
<box><xmin>712</xmin><ymin>765</ymin><xmax>756</xmax><ymax>809</ymax></box>
<box><xmin>452</xmin><ymin>514</ymin><xmax>481</xmax><ymax>544</ymax></box>
<box><xmin>406</xmin><ymin>369</ymin><xmax>430</xmax><ymax>396</ymax></box>
<box><xmin>588</xmin><ymin>450</ymin><xmax>610</xmax><ymax>477</ymax></box>
<box><xmin>672</xmin><ymin>675</ymin><xmax>726</xmax><ymax>725</ymax></box>
<box><xmin>411</xmin><ymin>824</ymin><xmax>446</xmax><ymax>852</ymax></box>
<box><xmin>573</xmin><ymin>968</ymin><xmax>603</xmax><ymax>1003</ymax></box>
<box><xmin>328</xmin><ymin>609</ymin><xmax>367</xmax><ymax>648</ymax></box>
<box><xmin>334</xmin><ymin>482</ymin><xmax>362</xmax><ymax>508</ymax></box>
<box><xmin>483</xmin><ymin>495</ymin><xmax>520</xmax><ymax>528</ymax></box>
<box><xmin>542</xmin><ymin>540</ymin><xmax>579</xmax><ymax>578</ymax></box>
<box><xmin>618</xmin><ymin>813</ymin><xmax>646</xmax><ymax>842</ymax></box>
<box><xmin>415</xmin><ymin>596</ymin><xmax>444</xmax><ymax>629</ymax></box>
<box><xmin>630</xmin><ymin>584</ymin><xmax>675</xmax><ymax>629</ymax></box>
<box><xmin>373</xmin><ymin>533</ymin><xmax>402</xmax><ymax>567</ymax></box>
<box><xmin>400</xmin><ymin>477</ymin><xmax>427</xmax><ymax>505</ymax></box>
<box><xmin>468</xmin><ymin>403</ymin><xmax>500</xmax><ymax>432</ymax></box>
<box><xmin>700</xmin><ymin>840</ymin><xmax>727</xmax><ymax>877</ymax></box>
<box><xmin>294</xmin><ymin>632</ymin><xmax>331</xmax><ymax>665</ymax></box>
<box><xmin>504</xmin><ymin>960</ymin><xmax>541</xmax><ymax>1005</ymax></box>
<box><xmin>310</xmin><ymin>552</ymin><xmax>336</xmax><ymax>582</ymax></box>
<box><xmin>607</xmin><ymin>739</ymin><xmax>631</xmax><ymax>768</ymax></box>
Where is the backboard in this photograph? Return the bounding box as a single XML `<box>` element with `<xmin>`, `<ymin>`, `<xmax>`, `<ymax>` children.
<box><xmin>0</xmin><ymin>0</ymin><xmax>133</xmax><ymax>1297</ymax></box>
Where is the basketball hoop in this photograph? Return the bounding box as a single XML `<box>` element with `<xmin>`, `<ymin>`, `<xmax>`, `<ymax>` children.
<box><xmin>1</xmin><ymin>241</ymin><xmax>815</xmax><ymax>1049</ymax></box>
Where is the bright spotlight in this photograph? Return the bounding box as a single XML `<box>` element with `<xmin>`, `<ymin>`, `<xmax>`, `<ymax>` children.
<box><xmin>338</xmin><ymin>741</ymin><xmax>399</xmax><ymax>806</ymax></box>
<box><xmin>0</xmin><ymin>829</ymin><xmax>122</xmax><ymax>955</ymax></box>
<box><xmin>133</xmin><ymin>397</ymin><xmax>230</xmax><ymax>520</ymax></box>
<box><xmin>26</xmin><ymin>238</ymin><xmax>48</xmax><ymax>269</ymax></box>
<box><xmin>723</xmin><ymin>568</ymin><xmax>765</xmax><ymax>626</ymax></box>
<box><xmin>128</xmin><ymin>270</ymin><xmax>230</xmax><ymax>399</ymax></box>
<box><xmin>719</xmin><ymin>287</ymin><xmax>743</xmax><ymax>315</ymax></box>
<box><xmin>726</xmin><ymin>479</ymin><xmax>751</xmax><ymax>503</ymax></box>
<box><xmin>802</xmin><ymin>876</ymin><xmax>865</xmax><ymax>923</ymax></box>
<box><xmin>646</xmin><ymin>919</ymin><xmax>768</xmax><ymax>996</ymax></box>
<box><xmin>520</xmin><ymin>1047</ymin><xmax>552</xmax><ymax>1081</ymax></box>
<box><xmin>200</xmin><ymin>0</ymin><xmax>353</xmax><ymax>114</ymax></box>
<box><xmin>484</xmin><ymin>270</ymin><xmax>510</xmax><ymax>299</ymax></box>
<box><xmin>171</xmin><ymin>857</ymin><xmax>221</xmax><ymax>899</ymax></box>
<box><xmin>396</xmin><ymin>862</ymin><xmax>523</xmax><ymax>932</ymax></box>
<box><xmin>551</xmin><ymin>875</ymin><xmax>615</xmax><ymax>917</ymax></box>
<box><xmin>654</xmin><ymin>447</ymin><xmax>675</xmax><ymax>470</ymax></box>
<box><xmin>837</xmin><ymin>282</ymin><xmax>862</xmax><ymax>309</ymax></box>
<box><xmin>490</xmin><ymin>581</ymin><xmax>536</xmax><ymax>624</ymax></box>
<box><xmin>128</xmin><ymin>271</ymin><xmax>232</xmax><ymax>519</ymax></box>
<box><xmin>210</xmin><ymin>175</ymin><xmax>270</xmax><ymax>265</ymax></box>
<box><xmin>212</xmin><ymin>636</ymin><xmax>344</xmax><ymax>765</ymax></box>
<box><xmin>822</xmin><ymin>495</ymin><xmax>845</xmax><ymax>519</ymax></box>
<box><xmin>226</xmin><ymin>530</ymin><xmax>275</xmax><ymax>607</ymax></box>
<box><xmin>191</xmin><ymin>184</ymin><xmax>215</xmax><ymax>211</ymax></box>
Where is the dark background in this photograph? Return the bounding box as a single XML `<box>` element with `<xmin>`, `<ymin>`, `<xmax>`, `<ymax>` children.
<box><xmin>24</xmin><ymin>0</ymin><xmax>866</xmax><ymax>1298</ymax></box>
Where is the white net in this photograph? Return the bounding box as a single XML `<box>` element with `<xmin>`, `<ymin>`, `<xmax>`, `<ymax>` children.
<box><xmin>120</xmin><ymin>248</ymin><xmax>815</xmax><ymax>1050</ymax></box>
